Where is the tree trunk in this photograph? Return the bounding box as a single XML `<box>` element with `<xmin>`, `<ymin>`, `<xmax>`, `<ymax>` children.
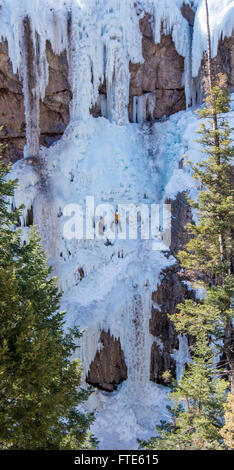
<box><xmin>205</xmin><ymin>0</ymin><xmax>212</xmax><ymax>91</ymax></box>
<box><xmin>224</xmin><ymin>318</ymin><xmax>234</xmax><ymax>395</ymax></box>
<box><xmin>205</xmin><ymin>0</ymin><xmax>219</xmax><ymax>144</ymax></box>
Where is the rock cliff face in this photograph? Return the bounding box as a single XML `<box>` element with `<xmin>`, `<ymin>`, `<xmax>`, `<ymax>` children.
<box><xmin>0</xmin><ymin>40</ymin><xmax>71</xmax><ymax>162</ymax></box>
<box><xmin>150</xmin><ymin>193</ymin><xmax>194</xmax><ymax>386</ymax></box>
<box><xmin>129</xmin><ymin>15</ymin><xmax>186</xmax><ymax>121</ymax></box>
<box><xmin>86</xmin><ymin>331</ymin><xmax>127</xmax><ymax>392</ymax></box>
<box><xmin>0</xmin><ymin>12</ymin><xmax>233</xmax><ymax>162</ymax></box>
<box><xmin>0</xmin><ymin>40</ymin><xmax>25</xmax><ymax>163</ymax></box>
<box><xmin>0</xmin><ymin>8</ymin><xmax>233</xmax><ymax>393</ymax></box>
<box><xmin>212</xmin><ymin>37</ymin><xmax>234</xmax><ymax>91</ymax></box>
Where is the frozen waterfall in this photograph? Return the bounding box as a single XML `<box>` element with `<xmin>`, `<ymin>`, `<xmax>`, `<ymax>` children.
<box><xmin>2</xmin><ymin>0</ymin><xmax>233</xmax><ymax>449</ymax></box>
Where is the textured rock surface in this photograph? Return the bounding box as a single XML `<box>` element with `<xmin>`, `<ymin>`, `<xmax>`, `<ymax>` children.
<box><xmin>40</xmin><ymin>43</ymin><xmax>71</xmax><ymax>147</ymax></box>
<box><xmin>150</xmin><ymin>271</ymin><xmax>182</xmax><ymax>385</ymax></box>
<box><xmin>0</xmin><ymin>41</ymin><xmax>25</xmax><ymax>162</ymax></box>
<box><xmin>129</xmin><ymin>16</ymin><xmax>186</xmax><ymax>121</ymax></box>
<box><xmin>214</xmin><ymin>37</ymin><xmax>234</xmax><ymax>92</ymax></box>
<box><xmin>194</xmin><ymin>36</ymin><xmax>234</xmax><ymax>103</ymax></box>
<box><xmin>0</xmin><ymin>40</ymin><xmax>71</xmax><ymax>162</ymax></box>
<box><xmin>181</xmin><ymin>4</ymin><xmax>195</xmax><ymax>26</ymax></box>
<box><xmin>168</xmin><ymin>191</ymin><xmax>194</xmax><ymax>255</ymax></box>
<box><xmin>150</xmin><ymin>192</ymin><xmax>194</xmax><ymax>386</ymax></box>
<box><xmin>86</xmin><ymin>330</ymin><xmax>128</xmax><ymax>392</ymax></box>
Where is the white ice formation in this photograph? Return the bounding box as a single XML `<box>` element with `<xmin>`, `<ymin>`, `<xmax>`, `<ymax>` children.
<box><xmin>0</xmin><ymin>0</ymin><xmax>233</xmax><ymax>449</ymax></box>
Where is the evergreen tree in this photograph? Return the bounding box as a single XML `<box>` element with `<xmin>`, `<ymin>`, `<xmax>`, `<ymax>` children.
<box><xmin>140</xmin><ymin>70</ymin><xmax>233</xmax><ymax>450</ymax></box>
<box><xmin>220</xmin><ymin>393</ymin><xmax>234</xmax><ymax>450</ymax></box>
<box><xmin>140</xmin><ymin>335</ymin><xmax>227</xmax><ymax>450</ymax></box>
<box><xmin>177</xmin><ymin>74</ymin><xmax>234</xmax><ymax>391</ymax></box>
<box><xmin>0</xmin><ymin>156</ymin><xmax>97</xmax><ymax>449</ymax></box>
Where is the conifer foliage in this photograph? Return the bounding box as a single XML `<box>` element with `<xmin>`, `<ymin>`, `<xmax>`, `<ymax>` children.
<box><xmin>0</xmin><ymin>156</ymin><xmax>97</xmax><ymax>449</ymax></box>
<box><xmin>141</xmin><ymin>72</ymin><xmax>233</xmax><ymax>450</ymax></box>
<box><xmin>141</xmin><ymin>335</ymin><xmax>227</xmax><ymax>450</ymax></box>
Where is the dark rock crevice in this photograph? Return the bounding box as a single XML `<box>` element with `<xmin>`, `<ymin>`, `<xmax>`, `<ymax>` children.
<box><xmin>181</xmin><ymin>3</ymin><xmax>195</xmax><ymax>26</ymax></box>
<box><xmin>86</xmin><ymin>330</ymin><xmax>128</xmax><ymax>392</ymax></box>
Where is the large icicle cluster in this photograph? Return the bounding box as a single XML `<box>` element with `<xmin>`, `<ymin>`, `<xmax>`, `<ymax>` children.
<box><xmin>69</xmin><ymin>0</ymin><xmax>143</xmax><ymax>123</ymax></box>
<box><xmin>0</xmin><ymin>0</ymin><xmax>143</xmax><ymax>153</ymax></box>
<box><xmin>0</xmin><ymin>0</ymin><xmax>233</xmax><ymax>156</ymax></box>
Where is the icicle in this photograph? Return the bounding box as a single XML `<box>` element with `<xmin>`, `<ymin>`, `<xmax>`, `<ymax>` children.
<box><xmin>148</xmin><ymin>92</ymin><xmax>156</xmax><ymax>120</ymax></box>
<box><xmin>132</xmin><ymin>96</ymin><xmax>145</xmax><ymax>123</ymax></box>
<box><xmin>69</xmin><ymin>1</ymin><xmax>104</xmax><ymax>121</ymax></box>
<box><xmin>69</xmin><ymin>0</ymin><xmax>142</xmax><ymax>123</ymax></box>
<box><xmin>125</xmin><ymin>291</ymin><xmax>153</xmax><ymax>396</ymax></box>
<box><xmin>137</xmin><ymin>95</ymin><xmax>147</xmax><ymax>123</ymax></box>
<box><xmin>100</xmin><ymin>94</ymin><xmax>107</xmax><ymax>118</ymax></box>
<box><xmin>105</xmin><ymin>42</ymin><xmax>130</xmax><ymax>124</ymax></box>
<box><xmin>132</xmin><ymin>96</ymin><xmax>137</xmax><ymax>123</ymax></box>
<box><xmin>172</xmin><ymin>335</ymin><xmax>190</xmax><ymax>382</ymax></box>
<box><xmin>101</xmin><ymin>0</ymin><xmax>142</xmax><ymax>124</ymax></box>
<box><xmin>132</xmin><ymin>92</ymin><xmax>156</xmax><ymax>123</ymax></box>
<box><xmin>79</xmin><ymin>325</ymin><xmax>103</xmax><ymax>380</ymax></box>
